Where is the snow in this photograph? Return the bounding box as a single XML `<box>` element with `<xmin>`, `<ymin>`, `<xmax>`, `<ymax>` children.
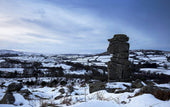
<box><xmin>71</xmin><ymin>100</ymin><xmax>121</xmax><ymax>107</ymax></box>
<box><xmin>0</xmin><ymin>88</ymin><xmax>5</xmax><ymax>100</ymax></box>
<box><xmin>97</xmin><ymin>55</ymin><xmax>112</xmax><ymax>62</ymax></box>
<box><xmin>125</xmin><ymin>94</ymin><xmax>170</xmax><ymax>107</ymax></box>
<box><xmin>13</xmin><ymin>93</ymin><xmax>29</xmax><ymax>106</ymax></box>
<box><xmin>73</xmin><ymin>84</ymin><xmax>89</xmax><ymax>95</ymax></box>
<box><xmin>92</xmin><ymin>62</ymin><xmax>106</xmax><ymax>66</ymax></box>
<box><xmin>0</xmin><ymin>104</ymin><xmax>15</xmax><ymax>107</ymax></box>
<box><xmin>106</xmin><ymin>82</ymin><xmax>131</xmax><ymax>90</ymax></box>
<box><xmin>0</xmin><ymin>78</ymin><xmax>170</xmax><ymax>107</ymax></box>
<box><xmin>0</xmin><ymin>59</ymin><xmax>5</xmax><ymax>63</ymax></box>
<box><xmin>141</xmin><ymin>81</ymin><xmax>147</xmax><ymax>86</ymax></box>
<box><xmin>31</xmin><ymin>87</ymin><xmax>59</xmax><ymax>99</ymax></box>
<box><xmin>42</xmin><ymin>62</ymin><xmax>57</xmax><ymax>67</ymax></box>
<box><xmin>0</xmin><ymin>50</ymin><xmax>170</xmax><ymax>107</ymax></box>
<box><xmin>42</xmin><ymin>63</ymin><xmax>72</xmax><ymax>69</ymax></box>
<box><xmin>56</xmin><ymin>64</ymin><xmax>71</xmax><ymax>69</ymax></box>
<box><xmin>155</xmin><ymin>83</ymin><xmax>170</xmax><ymax>89</ymax></box>
<box><xmin>70</xmin><ymin>90</ymin><xmax>170</xmax><ymax>107</ymax></box>
<box><xmin>136</xmin><ymin>52</ymin><xmax>143</xmax><ymax>55</ymax></box>
<box><xmin>65</xmin><ymin>70</ymin><xmax>86</xmax><ymax>75</ymax></box>
<box><xmin>0</xmin><ymin>50</ymin><xmax>22</xmax><ymax>55</ymax></box>
<box><xmin>0</xmin><ymin>68</ymin><xmax>23</xmax><ymax>73</ymax></box>
<box><xmin>149</xmin><ymin>56</ymin><xmax>167</xmax><ymax>62</ymax></box>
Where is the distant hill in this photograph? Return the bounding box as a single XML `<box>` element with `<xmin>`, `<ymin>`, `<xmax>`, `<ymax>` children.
<box><xmin>0</xmin><ymin>49</ymin><xmax>169</xmax><ymax>57</ymax></box>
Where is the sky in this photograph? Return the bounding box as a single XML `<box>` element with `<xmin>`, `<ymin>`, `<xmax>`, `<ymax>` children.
<box><xmin>0</xmin><ymin>0</ymin><xmax>170</xmax><ymax>54</ymax></box>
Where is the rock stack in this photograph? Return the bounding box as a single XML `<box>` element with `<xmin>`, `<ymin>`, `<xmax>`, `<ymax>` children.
<box><xmin>107</xmin><ymin>34</ymin><xmax>130</xmax><ymax>81</ymax></box>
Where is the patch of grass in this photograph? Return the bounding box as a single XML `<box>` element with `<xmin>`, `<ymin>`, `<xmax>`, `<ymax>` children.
<box><xmin>61</xmin><ymin>96</ymin><xmax>72</xmax><ymax>106</ymax></box>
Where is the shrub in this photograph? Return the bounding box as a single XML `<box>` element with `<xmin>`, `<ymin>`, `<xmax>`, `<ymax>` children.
<box><xmin>131</xmin><ymin>71</ymin><xmax>170</xmax><ymax>84</ymax></box>
<box><xmin>58</xmin><ymin>69</ymin><xmax>64</xmax><ymax>77</ymax></box>
<box><xmin>140</xmin><ymin>62</ymin><xmax>157</xmax><ymax>68</ymax></box>
<box><xmin>41</xmin><ymin>81</ymin><xmax>47</xmax><ymax>87</ymax></box>
<box><xmin>40</xmin><ymin>101</ymin><xmax>56</xmax><ymax>107</ymax></box>
<box><xmin>51</xmin><ymin>79</ymin><xmax>58</xmax><ymax>84</ymax></box>
<box><xmin>60</xmin><ymin>81</ymin><xmax>67</xmax><ymax>86</ymax></box>
<box><xmin>25</xmin><ymin>80</ymin><xmax>36</xmax><ymax>86</ymax></box>
<box><xmin>59</xmin><ymin>88</ymin><xmax>65</xmax><ymax>94</ymax></box>
<box><xmin>67</xmin><ymin>85</ymin><xmax>74</xmax><ymax>94</ymax></box>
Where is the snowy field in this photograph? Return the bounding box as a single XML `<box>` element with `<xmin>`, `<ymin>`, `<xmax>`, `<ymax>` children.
<box><xmin>0</xmin><ymin>78</ymin><xmax>169</xmax><ymax>107</ymax></box>
<box><xmin>0</xmin><ymin>50</ymin><xmax>170</xmax><ymax>106</ymax></box>
<box><xmin>140</xmin><ymin>68</ymin><xmax>170</xmax><ymax>75</ymax></box>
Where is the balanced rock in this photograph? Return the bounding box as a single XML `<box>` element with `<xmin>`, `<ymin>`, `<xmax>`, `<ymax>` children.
<box><xmin>107</xmin><ymin>34</ymin><xmax>130</xmax><ymax>81</ymax></box>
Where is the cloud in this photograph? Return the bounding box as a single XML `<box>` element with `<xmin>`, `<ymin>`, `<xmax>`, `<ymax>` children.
<box><xmin>0</xmin><ymin>0</ymin><xmax>169</xmax><ymax>54</ymax></box>
<box><xmin>0</xmin><ymin>0</ymin><xmax>111</xmax><ymax>53</ymax></box>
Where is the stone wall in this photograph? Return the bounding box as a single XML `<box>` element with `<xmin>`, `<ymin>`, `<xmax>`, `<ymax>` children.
<box><xmin>107</xmin><ymin>34</ymin><xmax>130</xmax><ymax>81</ymax></box>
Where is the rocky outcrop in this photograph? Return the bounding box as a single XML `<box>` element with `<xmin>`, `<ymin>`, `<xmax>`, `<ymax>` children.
<box><xmin>107</xmin><ymin>34</ymin><xmax>130</xmax><ymax>81</ymax></box>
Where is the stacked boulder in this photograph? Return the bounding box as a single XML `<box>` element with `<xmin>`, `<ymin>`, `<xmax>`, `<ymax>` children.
<box><xmin>107</xmin><ymin>34</ymin><xmax>130</xmax><ymax>81</ymax></box>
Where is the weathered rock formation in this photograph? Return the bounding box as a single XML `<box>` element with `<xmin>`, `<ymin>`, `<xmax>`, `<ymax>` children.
<box><xmin>107</xmin><ymin>34</ymin><xmax>130</xmax><ymax>81</ymax></box>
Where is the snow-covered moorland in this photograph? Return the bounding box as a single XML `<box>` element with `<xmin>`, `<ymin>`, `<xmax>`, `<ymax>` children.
<box><xmin>0</xmin><ymin>49</ymin><xmax>170</xmax><ymax>107</ymax></box>
<box><xmin>0</xmin><ymin>78</ymin><xmax>169</xmax><ymax>107</ymax></box>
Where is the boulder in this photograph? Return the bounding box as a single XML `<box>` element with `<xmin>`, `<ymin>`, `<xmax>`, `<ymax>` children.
<box><xmin>0</xmin><ymin>92</ymin><xmax>15</xmax><ymax>104</ymax></box>
<box><xmin>136</xmin><ymin>86</ymin><xmax>170</xmax><ymax>101</ymax></box>
<box><xmin>89</xmin><ymin>82</ymin><xmax>106</xmax><ymax>93</ymax></box>
<box><xmin>19</xmin><ymin>89</ymin><xmax>31</xmax><ymax>96</ymax></box>
<box><xmin>7</xmin><ymin>83</ymin><xmax>23</xmax><ymax>92</ymax></box>
<box><xmin>55</xmin><ymin>95</ymin><xmax>63</xmax><ymax>100</ymax></box>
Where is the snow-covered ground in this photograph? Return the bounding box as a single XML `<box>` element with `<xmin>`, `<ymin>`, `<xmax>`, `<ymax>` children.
<box><xmin>0</xmin><ymin>50</ymin><xmax>170</xmax><ymax>106</ymax></box>
<box><xmin>0</xmin><ymin>49</ymin><xmax>170</xmax><ymax>76</ymax></box>
<box><xmin>71</xmin><ymin>94</ymin><xmax>170</xmax><ymax>107</ymax></box>
<box><xmin>0</xmin><ymin>77</ymin><xmax>170</xmax><ymax>107</ymax></box>
<box><xmin>0</xmin><ymin>78</ymin><xmax>170</xmax><ymax>107</ymax></box>
<box><xmin>0</xmin><ymin>68</ymin><xmax>24</xmax><ymax>73</ymax></box>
